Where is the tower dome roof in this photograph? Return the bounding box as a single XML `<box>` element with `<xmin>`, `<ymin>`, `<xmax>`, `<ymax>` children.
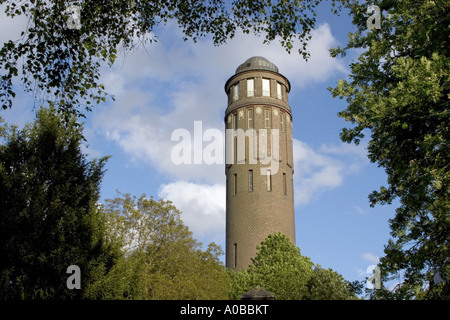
<box><xmin>235</xmin><ymin>56</ymin><xmax>279</xmax><ymax>74</ymax></box>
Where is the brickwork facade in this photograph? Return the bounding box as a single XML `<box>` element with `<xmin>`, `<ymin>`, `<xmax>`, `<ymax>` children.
<box><xmin>225</xmin><ymin>57</ymin><xmax>295</xmax><ymax>270</ymax></box>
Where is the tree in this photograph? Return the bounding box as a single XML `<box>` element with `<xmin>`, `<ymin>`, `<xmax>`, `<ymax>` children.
<box><xmin>0</xmin><ymin>110</ymin><xmax>228</xmax><ymax>300</ymax></box>
<box><xmin>247</xmin><ymin>233</ymin><xmax>314</xmax><ymax>300</ymax></box>
<box><xmin>228</xmin><ymin>233</ymin><xmax>357</xmax><ymax>300</ymax></box>
<box><xmin>329</xmin><ymin>0</ymin><xmax>449</xmax><ymax>299</ymax></box>
<box><xmin>0</xmin><ymin>107</ymin><xmax>118</xmax><ymax>299</ymax></box>
<box><xmin>89</xmin><ymin>192</ymin><xmax>229</xmax><ymax>300</ymax></box>
<box><xmin>305</xmin><ymin>267</ymin><xmax>358</xmax><ymax>300</ymax></box>
<box><xmin>0</xmin><ymin>0</ymin><xmax>347</xmax><ymax>117</ymax></box>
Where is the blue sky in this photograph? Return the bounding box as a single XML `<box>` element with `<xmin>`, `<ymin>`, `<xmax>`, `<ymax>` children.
<box><xmin>0</xmin><ymin>2</ymin><xmax>397</xmax><ymax>288</ymax></box>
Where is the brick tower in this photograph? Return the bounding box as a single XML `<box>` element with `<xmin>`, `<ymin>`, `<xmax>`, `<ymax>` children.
<box><xmin>225</xmin><ymin>56</ymin><xmax>295</xmax><ymax>270</ymax></box>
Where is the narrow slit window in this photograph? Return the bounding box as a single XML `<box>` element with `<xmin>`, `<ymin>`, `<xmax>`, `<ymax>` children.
<box><xmin>247</xmin><ymin>109</ymin><xmax>253</xmax><ymax>129</ymax></box>
<box><xmin>277</xmin><ymin>82</ymin><xmax>282</xmax><ymax>100</ymax></box>
<box><xmin>283</xmin><ymin>173</ymin><xmax>287</xmax><ymax>195</ymax></box>
<box><xmin>234</xmin><ymin>173</ymin><xmax>237</xmax><ymax>196</ymax></box>
<box><xmin>249</xmin><ymin>170</ymin><xmax>253</xmax><ymax>192</ymax></box>
<box><xmin>234</xmin><ymin>243</ymin><xmax>237</xmax><ymax>268</ymax></box>
<box><xmin>247</xmin><ymin>78</ymin><xmax>254</xmax><ymax>97</ymax></box>
<box><xmin>234</xmin><ymin>112</ymin><xmax>238</xmax><ymax>129</ymax></box>
<box><xmin>262</xmin><ymin>78</ymin><xmax>270</xmax><ymax>97</ymax></box>
<box><xmin>265</xmin><ymin>109</ymin><xmax>271</xmax><ymax>128</ymax></box>
<box><xmin>233</xmin><ymin>83</ymin><xmax>239</xmax><ymax>101</ymax></box>
<box><xmin>280</xmin><ymin>112</ymin><xmax>285</xmax><ymax>133</ymax></box>
<box><xmin>234</xmin><ymin>136</ymin><xmax>237</xmax><ymax>164</ymax></box>
<box><xmin>266</xmin><ymin>170</ymin><xmax>272</xmax><ymax>192</ymax></box>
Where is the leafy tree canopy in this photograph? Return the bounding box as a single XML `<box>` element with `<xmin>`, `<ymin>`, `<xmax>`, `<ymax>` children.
<box><xmin>86</xmin><ymin>192</ymin><xmax>229</xmax><ymax>300</ymax></box>
<box><xmin>229</xmin><ymin>233</ymin><xmax>358</xmax><ymax>300</ymax></box>
<box><xmin>330</xmin><ymin>0</ymin><xmax>449</xmax><ymax>299</ymax></box>
<box><xmin>0</xmin><ymin>107</ymin><xmax>116</xmax><ymax>299</ymax></box>
<box><xmin>0</xmin><ymin>110</ymin><xmax>228</xmax><ymax>300</ymax></box>
<box><xmin>0</xmin><ymin>0</ymin><xmax>347</xmax><ymax>118</ymax></box>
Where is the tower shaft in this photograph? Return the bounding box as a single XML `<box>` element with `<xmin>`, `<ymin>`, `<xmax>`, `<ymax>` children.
<box><xmin>225</xmin><ymin>57</ymin><xmax>295</xmax><ymax>270</ymax></box>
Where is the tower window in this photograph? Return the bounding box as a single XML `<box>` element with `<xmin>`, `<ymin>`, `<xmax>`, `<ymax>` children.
<box><xmin>266</xmin><ymin>170</ymin><xmax>272</xmax><ymax>192</ymax></box>
<box><xmin>277</xmin><ymin>82</ymin><xmax>282</xmax><ymax>100</ymax></box>
<box><xmin>280</xmin><ymin>112</ymin><xmax>285</xmax><ymax>133</ymax></box>
<box><xmin>283</xmin><ymin>173</ymin><xmax>287</xmax><ymax>195</ymax></box>
<box><xmin>234</xmin><ymin>112</ymin><xmax>238</xmax><ymax>129</ymax></box>
<box><xmin>264</xmin><ymin>109</ymin><xmax>271</xmax><ymax>128</ymax></box>
<box><xmin>262</xmin><ymin>78</ymin><xmax>270</xmax><ymax>97</ymax></box>
<box><xmin>233</xmin><ymin>83</ymin><xmax>239</xmax><ymax>101</ymax></box>
<box><xmin>247</xmin><ymin>78</ymin><xmax>254</xmax><ymax>97</ymax></box>
<box><xmin>234</xmin><ymin>173</ymin><xmax>237</xmax><ymax>196</ymax></box>
<box><xmin>249</xmin><ymin>170</ymin><xmax>253</xmax><ymax>192</ymax></box>
<box><xmin>234</xmin><ymin>136</ymin><xmax>237</xmax><ymax>164</ymax></box>
<box><xmin>247</xmin><ymin>109</ymin><xmax>253</xmax><ymax>129</ymax></box>
<box><xmin>234</xmin><ymin>243</ymin><xmax>237</xmax><ymax>269</ymax></box>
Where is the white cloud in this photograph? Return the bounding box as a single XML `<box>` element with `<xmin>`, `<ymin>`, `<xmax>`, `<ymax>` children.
<box><xmin>273</xmin><ymin>23</ymin><xmax>348</xmax><ymax>87</ymax></box>
<box><xmin>319</xmin><ymin>142</ymin><xmax>368</xmax><ymax>158</ymax></box>
<box><xmin>320</xmin><ymin>142</ymin><xmax>369</xmax><ymax>174</ymax></box>
<box><xmin>292</xmin><ymin>139</ymin><xmax>345</xmax><ymax>206</ymax></box>
<box><xmin>90</xmin><ymin>20</ymin><xmax>358</xmax><ymax>242</ymax></box>
<box><xmin>292</xmin><ymin>137</ymin><xmax>370</xmax><ymax>206</ymax></box>
<box><xmin>93</xmin><ymin>85</ymin><xmax>225</xmax><ymax>183</ymax></box>
<box><xmin>92</xmin><ymin>21</ymin><xmax>348</xmax><ymax>184</ymax></box>
<box><xmin>158</xmin><ymin>181</ymin><xmax>225</xmax><ymax>244</ymax></box>
<box><xmin>155</xmin><ymin>136</ymin><xmax>368</xmax><ymax>245</ymax></box>
<box><xmin>362</xmin><ymin>252</ymin><xmax>380</xmax><ymax>264</ymax></box>
<box><xmin>0</xmin><ymin>5</ymin><xmax>28</xmax><ymax>47</ymax></box>
<box><xmin>353</xmin><ymin>205</ymin><xmax>367</xmax><ymax>215</ymax></box>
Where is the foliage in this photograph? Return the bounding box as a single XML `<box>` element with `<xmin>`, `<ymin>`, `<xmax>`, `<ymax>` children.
<box><xmin>86</xmin><ymin>192</ymin><xmax>229</xmax><ymax>300</ymax></box>
<box><xmin>247</xmin><ymin>233</ymin><xmax>314</xmax><ymax>300</ymax></box>
<box><xmin>0</xmin><ymin>109</ymin><xmax>228</xmax><ymax>299</ymax></box>
<box><xmin>329</xmin><ymin>0</ymin><xmax>449</xmax><ymax>299</ymax></box>
<box><xmin>306</xmin><ymin>267</ymin><xmax>358</xmax><ymax>300</ymax></box>
<box><xmin>228</xmin><ymin>233</ymin><xmax>357</xmax><ymax>300</ymax></box>
<box><xmin>0</xmin><ymin>107</ymin><xmax>116</xmax><ymax>299</ymax></box>
<box><xmin>0</xmin><ymin>0</ymin><xmax>348</xmax><ymax>117</ymax></box>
